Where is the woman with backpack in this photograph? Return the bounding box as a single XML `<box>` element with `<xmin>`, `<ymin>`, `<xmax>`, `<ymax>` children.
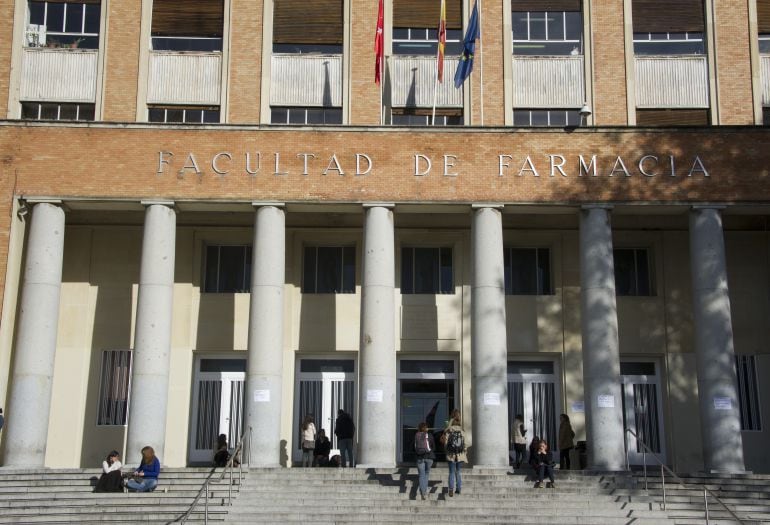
<box><xmin>413</xmin><ymin>421</ymin><xmax>435</xmax><ymax>500</ymax></box>
<box><xmin>301</xmin><ymin>414</ymin><xmax>317</xmax><ymax>467</ymax></box>
<box><xmin>442</xmin><ymin>409</ymin><xmax>466</xmax><ymax>497</ymax></box>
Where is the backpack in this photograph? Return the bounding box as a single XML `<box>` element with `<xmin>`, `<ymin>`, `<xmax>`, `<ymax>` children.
<box><xmin>446</xmin><ymin>429</ymin><xmax>465</xmax><ymax>454</ymax></box>
<box><xmin>414</xmin><ymin>432</ymin><xmax>431</xmax><ymax>455</ymax></box>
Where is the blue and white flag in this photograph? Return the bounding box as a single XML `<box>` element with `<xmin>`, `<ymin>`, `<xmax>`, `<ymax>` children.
<box><xmin>454</xmin><ymin>0</ymin><xmax>480</xmax><ymax>88</ymax></box>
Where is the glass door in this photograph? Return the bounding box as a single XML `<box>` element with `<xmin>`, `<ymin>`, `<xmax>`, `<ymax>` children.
<box><xmin>293</xmin><ymin>359</ymin><xmax>356</xmax><ymax>463</ymax></box>
<box><xmin>507</xmin><ymin>360</ymin><xmax>560</xmax><ymax>453</ymax></box>
<box><xmin>621</xmin><ymin>360</ymin><xmax>666</xmax><ymax>466</ymax></box>
<box><xmin>189</xmin><ymin>357</ymin><xmax>246</xmax><ymax>464</ymax></box>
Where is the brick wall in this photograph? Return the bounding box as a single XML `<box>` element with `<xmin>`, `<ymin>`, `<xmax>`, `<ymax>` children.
<box><xmin>0</xmin><ymin>0</ymin><xmax>15</xmax><ymax>118</ymax></box>
<box><xmin>228</xmin><ymin>0</ymin><xmax>264</xmax><ymax>124</ymax></box>
<box><xmin>713</xmin><ymin>0</ymin><xmax>755</xmax><ymax>124</ymax></box>
<box><xmin>349</xmin><ymin>0</ymin><xmax>381</xmax><ymax>124</ymax></box>
<box><xmin>102</xmin><ymin>0</ymin><xmax>142</xmax><ymax>121</ymax></box>
<box><xmin>469</xmin><ymin>0</ymin><xmax>505</xmax><ymax>126</ymax></box>
<box><xmin>590</xmin><ymin>0</ymin><xmax>629</xmax><ymax>125</ymax></box>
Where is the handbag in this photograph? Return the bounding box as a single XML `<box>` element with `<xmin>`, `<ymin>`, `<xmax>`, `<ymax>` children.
<box><xmin>302</xmin><ymin>439</ymin><xmax>315</xmax><ymax>450</ymax></box>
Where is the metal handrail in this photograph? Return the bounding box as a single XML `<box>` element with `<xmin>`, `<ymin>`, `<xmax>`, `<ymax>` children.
<box><xmin>174</xmin><ymin>427</ymin><xmax>250</xmax><ymax>524</ymax></box>
<box><xmin>624</xmin><ymin>427</ymin><xmax>747</xmax><ymax>524</ymax></box>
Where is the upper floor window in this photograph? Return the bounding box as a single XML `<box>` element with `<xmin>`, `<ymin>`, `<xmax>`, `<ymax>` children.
<box><xmin>511</xmin><ymin>1</ymin><xmax>583</xmax><ymax>56</ymax></box>
<box><xmin>735</xmin><ymin>355</ymin><xmax>762</xmax><ymax>431</ymax></box>
<box><xmin>401</xmin><ymin>247</ymin><xmax>453</xmax><ymax>294</ymax></box>
<box><xmin>302</xmin><ymin>246</ymin><xmax>355</xmax><ymax>294</ymax></box>
<box><xmin>392</xmin><ymin>0</ymin><xmax>462</xmax><ymax>55</ymax></box>
<box><xmin>513</xmin><ymin>109</ymin><xmax>580</xmax><ymax>127</ymax></box>
<box><xmin>760</xmin><ymin>34</ymin><xmax>770</xmax><ymax>54</ymax></box>
<box><xmin>151</xmin><ymin>0</ymin><xmax>224</xmax><ymax>52</ymax></box>
<box><xmin>613</xmin><ymin>248</ymin><xmax>652</xmax><ymax>296</ymax></box>
<box><xmin>21</xmin><ymin>101</ymin><xmax>94</xmax><ymax>121</ymax></box>
<box><xmin>631</xmin><ymin>0</ymin><xmax>704</xmax><ymax>55</ymax></box>
<box><xmin>271</xmin><ymin>107</ymin><xmax>342</xmax><ymax>125</ymax></box>
<box><xmin>391</xmin><ymin>108</ymin><xmax>462</xmax><ymax>126</ymax></box>
<box><xmin>27</xmin><ymin>1</ymin><xmax>101</xmax><ymax>49</ymax></box>
<box><xmin>148</xmin><ymin>106</ymin><xmax>220</xmax><ymax>124</ymax></box>
<box><xmin>273</xmin><ymin>0</ymin><xmax>343</xmax><ymax>54</ymax></box>
<box><xmin>204</xmin><ymin>245</ymin><xmax>252</xmax><ymax>293</ymax></box>
<box><xmin>504</xmin><ymin>247</ymin><xmax>552</xmax><ymax>295</ymax></box>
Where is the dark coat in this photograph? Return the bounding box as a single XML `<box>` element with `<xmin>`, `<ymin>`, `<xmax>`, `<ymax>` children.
<box><xmin>335</xmin><ymin>413</ymin><xmax>355</xmax><ymax>439</ymax></box>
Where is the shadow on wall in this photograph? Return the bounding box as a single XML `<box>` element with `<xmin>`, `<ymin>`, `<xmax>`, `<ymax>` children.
<box><xmin>196</xmin><ymin>294</ymin><xmax>235</xmax><ymax>351</ymax></box>
<box><xmin>297</xmin><ymin>294</ymin><xmax>337</xmax><ymax>352</ymax></box>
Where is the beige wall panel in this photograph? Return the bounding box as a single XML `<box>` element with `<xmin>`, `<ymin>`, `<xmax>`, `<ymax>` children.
<box><xmin>666</xmin><ymin>352</ymin><xmax>702</xmax><ymax>472</ymax></box>
<box><xmin>560</xmin><ymin>231</ymin><xmax>585</xmax><ymax>439</ymax></box>
<box><xmin>617</xmin><ymin>298</ymin><xmax>665</xmax><ymax>354</ymax></box>
<box><xmin>662</xmin><ymin>231</ymin><xmax>693</xmax><ymax>354</ymax></box>
<box><xmin>297</xmin><ymin>294</ymin><xmax>360</xmax><ymax>351</ymax></box>
<box><xmin>506</xmin><ymin>296</ymin><xmax>564</xmax><ymax>353</ymax></box>
<box><xmin>90</xmin><ymin>229</ymin><xmax>142</xmax><ymax>284</ymax></box>
<box><xmin>725</xmin><ymin>233</ymin><xmax>770</xmax><ymax>354</ymax></box>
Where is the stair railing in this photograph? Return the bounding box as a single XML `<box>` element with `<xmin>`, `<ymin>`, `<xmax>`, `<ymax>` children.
<box><xmin>175</xmin><ymin>426</ymin><xmax>250</xmax><ymax>525</ymax></box>
<box><xmin>624</xmin><ymin>428</ymin><xmax>747</xmax><ymax>525</ymax></box>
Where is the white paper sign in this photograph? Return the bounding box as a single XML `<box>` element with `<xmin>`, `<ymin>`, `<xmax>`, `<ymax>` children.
<box><xmin>366</xmin><ymin>389</ymin><xmax>383</xmax><ymax>403</ymax></box>
<box><xmin>597</xmin><ymin>394</ymin><xmax>615</xmax><ymax>408</ymax></box>
<box><xmin>483</xmin><ymin>393</ymin><xmax>501</xmax><ymax>406</ymax></box>
<box><xmin>571</xmin><ymin>401</ymin><xmax>585</xmax><ymax>413</ymax></box>
<box><xmin>254</xmin><ymin>389</ymin><xmax>270</xmax><ymax>403</ymax></box>
<box><xmin>713</xmin><ymin>397</ymin><xmax>732</xmax><ymax>410</ymax></box>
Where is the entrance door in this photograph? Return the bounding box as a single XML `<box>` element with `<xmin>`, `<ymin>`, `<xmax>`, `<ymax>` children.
<box><xmin>398</xmin><ymin>359</ymin><xmax>456</xmax><ymax>463</ymax></box>
<box><xmin>293</xmin><ymin>359</ymin><xmax>356</xmax><ymax>463</ymax></box>
<box><xmin>507</xmin><ymin>360</ymin><xmax>560</xmax><ymax>453</ymax></box>
<box><xmin>621</xmin><ymin>360</ymin><xmax>666</xmax><ymax>465</ymax></box>
<box><xmin>189</xmin><ymin>357</ymin><xmax>246</xmax><ymax>464</ymax></box>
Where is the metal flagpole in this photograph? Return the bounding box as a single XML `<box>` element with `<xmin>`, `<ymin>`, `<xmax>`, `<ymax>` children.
<box><xmin>380</xmin><ymin>61</ymin><xmax>385</xmax><ymax>125</ymax></box>
<box><xmin>431</xmin><ymin>67</ymin><xmax>439</xmax><ymax>125</ymax></box>
<box><xmin>478</xmin><ymin>0</ymin><xmax>484</xmax><ymax>125</ymax></box>
<box><xmin>432</xmin><ymin>0</ymin><xmax>445</xmax><ymax>126</ymax></box>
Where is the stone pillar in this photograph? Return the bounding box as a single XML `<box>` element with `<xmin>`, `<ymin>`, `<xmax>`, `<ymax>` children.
<box><xmin>580</xmin><ymin>205</ymin><xmax>626</xmax><ymax>471</ymax></box>
<box><xmin>126</xmin><ymin>202</ymin><xmax>176</xmax><ymax>465</ymax></box>
<box><xmin>357</xmin><ymin>204</ymin><xmax>396</xmax><ymax>468</ymax></box>
<box><xmin>471</xmin><ymin>205</ymin><xmax>509</xmax><ymax>468</ymax></box>
<box><xmin>689</xmin><ymin>206</ymin><xmax>745</xmax><ymax>473</ymax></box>
<box><xmin>244</xmin><ymin>204</ymin><xmax>285</xmax><ymax>467</ymax></box>
<box><xmin>4</xmin><ymin>202</ymin><xmax>65</xmax><ymax>467</ymax></box>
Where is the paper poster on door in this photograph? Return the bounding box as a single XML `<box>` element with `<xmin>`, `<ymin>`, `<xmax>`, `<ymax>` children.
<box><xmin>713</xmin><ymin>397</ymin><xmax>732</xmax><ymax>410</ymax></box>
<box><xmin>597</xmin><ymin>394</ymin><xmax>615</xmax><ymax>408</ymax></box>
<box><xmin>366</xmin><ymin>389</ymin><xmax>383</xmax><ymax>403</ymax></box>
<box><xmin>254</xmin><ymin>389</ymin><xmax>270</xmax><ymax>403</ymax></box>
<box><xmin>483</xmin><ymin>393</ymin><xmax>501</xmax><ymax>406</ymax></box>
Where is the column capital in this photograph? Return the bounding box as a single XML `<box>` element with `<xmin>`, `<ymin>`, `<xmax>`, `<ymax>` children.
<box><xmin>691</xmin><ymin>204</ymin><xmax>727</xmax><ymax>211</ymax></box>
<box><xmin>251</xmin><ymin>201</ymin><xmax>285</xmax><ymax>209</ymax></box>
<box><xmin>24</xmin><ymin>198</ymin><xmax>63</xmax><ymax>205</ymax></box>
<box><xmin>140</xmin><ymin>199</ymin><xmax>175</xmax><ymax>208</ymax></box>
<box><xmin>471</xmin><ymin>203</ymin><xmax>504</xmax><ymax>210</ymax></box>
<box><xmin>581</xmin><ymin>203</ymin><xmax>613</xmax><ymax>211</ymax></box>
<box><xmin>363</xmin><ymin>202</ymin><xmax>395</xmax><ymax>209</ymax></box>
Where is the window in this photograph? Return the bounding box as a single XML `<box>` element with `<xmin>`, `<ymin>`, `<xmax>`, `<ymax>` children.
<box><xmin>148</xmin><ymin>106</ymin><xmax>220</xmax><ymax>124</ymax></box>
<box><xmin>401</xmin><ymin>247</ymin><xmax>453</xmax><ymax>294</ymax></box>
<box><xmin>151</xmin><ymin>0</ymin><xmax>224</xmax><ymax>51</ymax></box>
<box><xmin>21</xmin><ymin>101</ymin><xmax>94</xmax><ymax>121</ymax></box>
<box><xmin>204</xmin><ymin>245</ymin><xmax>252</xmax><ymax>293</ymax></box>
<box><xmin>504</xmin><ymin>248</ymin><xmax>552</xmax><ymax>295</ymax></box>
<box><xmin>513</xmin><ymin>109</ymin><xmax>580</xmax><ymax>127</ymax></box>
<box><xmin>761</xmin><ymin>35</ymin><xmax>770</xmax><ymax>54</ymax></box>
<box><xmin>27</xmin><ymin>1</ymin><xmax>101</xmax><ymax>49</ymax></box>
<box><xmin>97</xmin><ymin>350</ymin><xmax>131</xmax><ymax>426</ymax></box>
<box><xmin>633</xmin><ymin>32</ymin><xmax>705</xmax><ymax>55</ymax></box>
<box><xmin>302</xmin><ymin>246</ymin><xmax>355</xmax><ymax>294</ymax></box>
<box><xmin>735</xmin><ymin>355</ymin><xmax>762</xmax><ymax>431</ymax></box>
<box><xmin>613</xmin><ymin>248</ymin><xmax>652</xmax><ymax>296</ymax></box>
<box><xmin>391</xmin><ymin>109</ymin><xmax>462</xmax><ymax>126</ymax></box>
<box><xmin>511</xmin><ymin>10</ymin><xmax>583</xmax><ymax>55</ymax></box>
<box><xmin>392</xmin><ymin>0</ymin><xmax>462</xmax><ymax>55</ymax></box>
<box><xmin>270</xmin><ymin>107</ymin><xmax>342</xmax><ymax>125</ymax></box>
<box><xmin>273</xmin><ymin>0</ymin><xmax>343</xmax><ymax>51</ymax></box>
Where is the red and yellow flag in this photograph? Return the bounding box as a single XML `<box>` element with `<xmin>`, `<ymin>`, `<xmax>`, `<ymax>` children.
<box><xmin>374</xmin><ymin>0</ymin><xmax>384</xmax><ymax>85</ymax></box>
<box><xmin>437</xmin><ymin>0</ymin><xmax>446</xmax><ymax>82</ymax></box>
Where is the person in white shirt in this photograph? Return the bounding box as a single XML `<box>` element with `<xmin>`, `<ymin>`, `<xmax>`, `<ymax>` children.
<box><xmin>301</xmin><ymin>415</ymin><xmax>317</xmax><ymax>467</ymax></box>
<box><xmin>94</xmin><ymin>450</ymin><xmax>123</xmax><ymax>492</ymax></box>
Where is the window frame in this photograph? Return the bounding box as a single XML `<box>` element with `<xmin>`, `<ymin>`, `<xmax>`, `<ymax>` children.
<box><xmin>96</xmin><ymin>349</ymin><xmax>132</xmax><ymax>426</ymax></box>
<box><xmin>148</xmin><ymin>106</ymin><xmax>220</xmax><ymax>124</ymax></box>
<box><xmin>613</xmin><ymin>247</ymin><xmax>654</xmax><ymax>297</ymax></box>
<box><xmin>735</xmin><ymin>355</ymin><xmax>762</xmax><ymax>432</ymax></box>
<box><xmin>270</xmin><ymin>106</ymin><xmax>343</xmax><ymax>125</ymax></box>
<box><xmin>511</xmin><ymin>10</ymin><xmax>583</xmax><ymax>56</ymax></box>
<box><xmin>503</xmin><ymin>246</ymin><xmax>553</xmax><ymax>296</ymax></box>
<box><xmin>400</xmin><ymin>246</ymin><xmax>454</xmax><ymax>295</ymax></box>
<box><xmin>27</xmin><ymin>1</ymin><xmax>101</xmax><ymax>49</ymax></box>
<box><xmin>513</xmin><ymin>108</ymin><xmax>581</xmax><ymax>127</ymax></box>
<box><xmin>302</xmin><ymin>245</ymin><xmax>356</xmax><ymax>294</ymax></box>
<box><xmin>391</xmin><ymin>27</ymin><xmax>463</xmax><ymax>56</ymax></box>
<box><xmin>203</xmin><ymin>244</ymin><xmax>252</xmax><ymax>294</ymax></box>
<box><xmin>21</xmin><ymin>101</ymin><xmax>95</xmax><ymax>121</ymax></box>
<box><xmin>632</xmin><ymin>31</ymin><xmax>705</xmax><ymax>55</ymax></box>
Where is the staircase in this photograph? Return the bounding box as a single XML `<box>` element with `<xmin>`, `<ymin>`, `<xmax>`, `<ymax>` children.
<box><xmin>0</xmin><ymin>467</ymin><xmax>244</xmax><ymax>524</ymax></box>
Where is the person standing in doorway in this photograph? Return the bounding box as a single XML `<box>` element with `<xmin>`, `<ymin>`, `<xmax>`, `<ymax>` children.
<box><xmin>511</xmin><ymin>414</ymin><xmax>527</xmax><ymax>469</ymax></box>
<box><xmin>0</xmin><ymin>408</ymin><xmax>4</xmax><ymax>434</ymax></box>
<box><xmin>301</xmin><ymin>415</ymin><xmax>316</xmax><ymax>467</ymax></box>
<box><xmin>334</xmin><ymin>409</ymin><xmax>356</xmax><ymax>467</ymax></box>
<box><xmin>414</xmin><ymin>421</ymin><xmax>435</xmax><ymax>500</ymax></box>
<box><xmin>443</xmin><ymin>409</ymin><xmax>467</xmax><ymax>497</ymax></box>
<box><xmin>558</xmin><ymin>413</ymin><xmax>575</xmax><ymax>470</ymax></box>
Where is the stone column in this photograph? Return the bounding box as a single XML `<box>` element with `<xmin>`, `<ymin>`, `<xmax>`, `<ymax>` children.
<box><xmin>4</xmin><ymin>202</ymin><xmax>65</xmax><ymax>467</ymax></box>
<box><xmin>244</xmin><ymin>204</ymin><xmax>285</xmax><ymax>467</ymax></box>
<box><xmin>580</xmin><ymin>205</ymin><xmax>626</xmax><ymax>470</ymax></box>
<box><xmin>357</xmin><ymin>204</ymin><xmax>396</xmax><ymax>468</ymax></box>
<box><xmin>126</xmin><ymin>202</ymin><xmax>176</xmax><ymax>465</ymax></box>
<box><xmin>689</xmin><ymin>206</ymin><xmax>745</xmax><ymax>472</ymax></box>
<box><xmin>471</xmin><ymin>205</ymin><xmax>509</xmax><ymax>468</ymax></box>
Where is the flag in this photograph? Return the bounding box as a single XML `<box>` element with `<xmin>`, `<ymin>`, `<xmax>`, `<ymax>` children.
<box><xmin>374</xmin><ymin>0</ymin><xmax>384</xmax><ymax>85</ymax></box>
<box><xmin>454</xmin><ymin>0</ymin><xmax>479</xmax><ymax>88</ymax></box>
<box><xmin>437</xmin><ymin>0</ymin><xmax>447</xmax><ymax>82</ymax></box>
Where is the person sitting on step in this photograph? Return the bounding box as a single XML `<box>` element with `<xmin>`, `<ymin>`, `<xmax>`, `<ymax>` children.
<box><xmin>94</xmin><ymin>450</ymin><xmax>124</xmax><ymax>493</ymax></box>
<box><xmin>126</xmin><ymin>446</ymin><xmax>160</xmax><ymax>492</ymax></box>
<box><xmin>532</xmin><ymin>439</ymin><xmax>556</xmax><ymax>489</ymax></box>
<box><xmin>213</xmin><ymin>434</ymin><xmax>230</xmax><ymax>468</ymax></box>
<box><xmin>313</xmin><ymin>429</ymin><xmax>331</xmax><ymax>467</ymax></box>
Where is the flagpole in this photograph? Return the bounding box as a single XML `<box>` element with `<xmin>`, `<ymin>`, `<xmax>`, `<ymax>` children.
<box><xmin>380</xmin><ymin>60</ymin><xmax>385</xmax><ymax>125</ymax></box>
<box><xmin>478</xmin><ymin>0</ymin><xmax>484</xmax><ymax>125</ymax></box>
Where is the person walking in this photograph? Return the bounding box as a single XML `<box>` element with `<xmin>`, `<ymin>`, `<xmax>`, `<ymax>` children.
<box><xmin>334</xmin><ymin>409</ymin><xmax>356</xmax><ymax>467</ymax></box>
<box><xmin>301</xmin><ymin>415</ymin><xmax>316</xmax><ymax>467</ymax></box>
<box><xmin>414</xmin><ymin>422</ymin><xmax>435</xmax><ymax>500</ymax></box>
<box><xmin>443</xmin><ymin>409</ymin><xmax>467</xmax><ymax>497</ymax></box>
<box><xmin>511</xmin><ymin>414</ymin><xmax>527</xmax><ymax>468</ymax></box>
<box><xmin>558</xmin><ymin>413</ymin><xmax>575</xmax><ymax>470</ymax></box>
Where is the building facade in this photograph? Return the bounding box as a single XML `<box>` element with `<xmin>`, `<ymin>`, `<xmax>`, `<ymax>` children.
<box><xmin>0</xmin><ymin>0</ymin><xmax>769</xmax><ymax>473</ymax></box>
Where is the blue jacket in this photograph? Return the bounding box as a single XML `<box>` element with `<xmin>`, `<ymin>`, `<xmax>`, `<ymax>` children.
<box><xmin>136</xmin><ymin>457</ymin><xmax>160</xmax><ymax>479</ymax></box>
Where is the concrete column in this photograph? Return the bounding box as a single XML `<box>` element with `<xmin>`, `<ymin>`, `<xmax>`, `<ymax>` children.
<box><xmin>357</xmin><ymin>204</ymin><xmax>396</xmax><ymax>468</ymax></box>
<box><xmin>689</xmin><ymin>206</ymin><xmax>745</xmax><ymax>473</ymax></box>
<box><xmin>471</xmin><ymin>205</ymin><xmax>509</xmax><ymax>468</ymax></box>
<box><xmin>4</xmin><ymin>202</ymin><xmax>65</xmax><ymax>467</ymax></box>
<box><xmin>579</xmin><ymin>205</ymin><xmax>626</xmax><ymax>471</ymax></box>
<box><xmin>244</xmin><ymin>204</ymin><xmax>285</xmax><ymax>467</ymax></box>
<box><xmin>126</xmin><ymin>202</ymin><xmax>176</xmax><ymax>465</ymax></box>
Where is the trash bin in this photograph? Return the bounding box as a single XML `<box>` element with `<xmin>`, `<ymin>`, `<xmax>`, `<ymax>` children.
<box><xmin>576</xmin><ymin>440</ymin><xmax>587</xmax><ymax>470</ymax></box>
